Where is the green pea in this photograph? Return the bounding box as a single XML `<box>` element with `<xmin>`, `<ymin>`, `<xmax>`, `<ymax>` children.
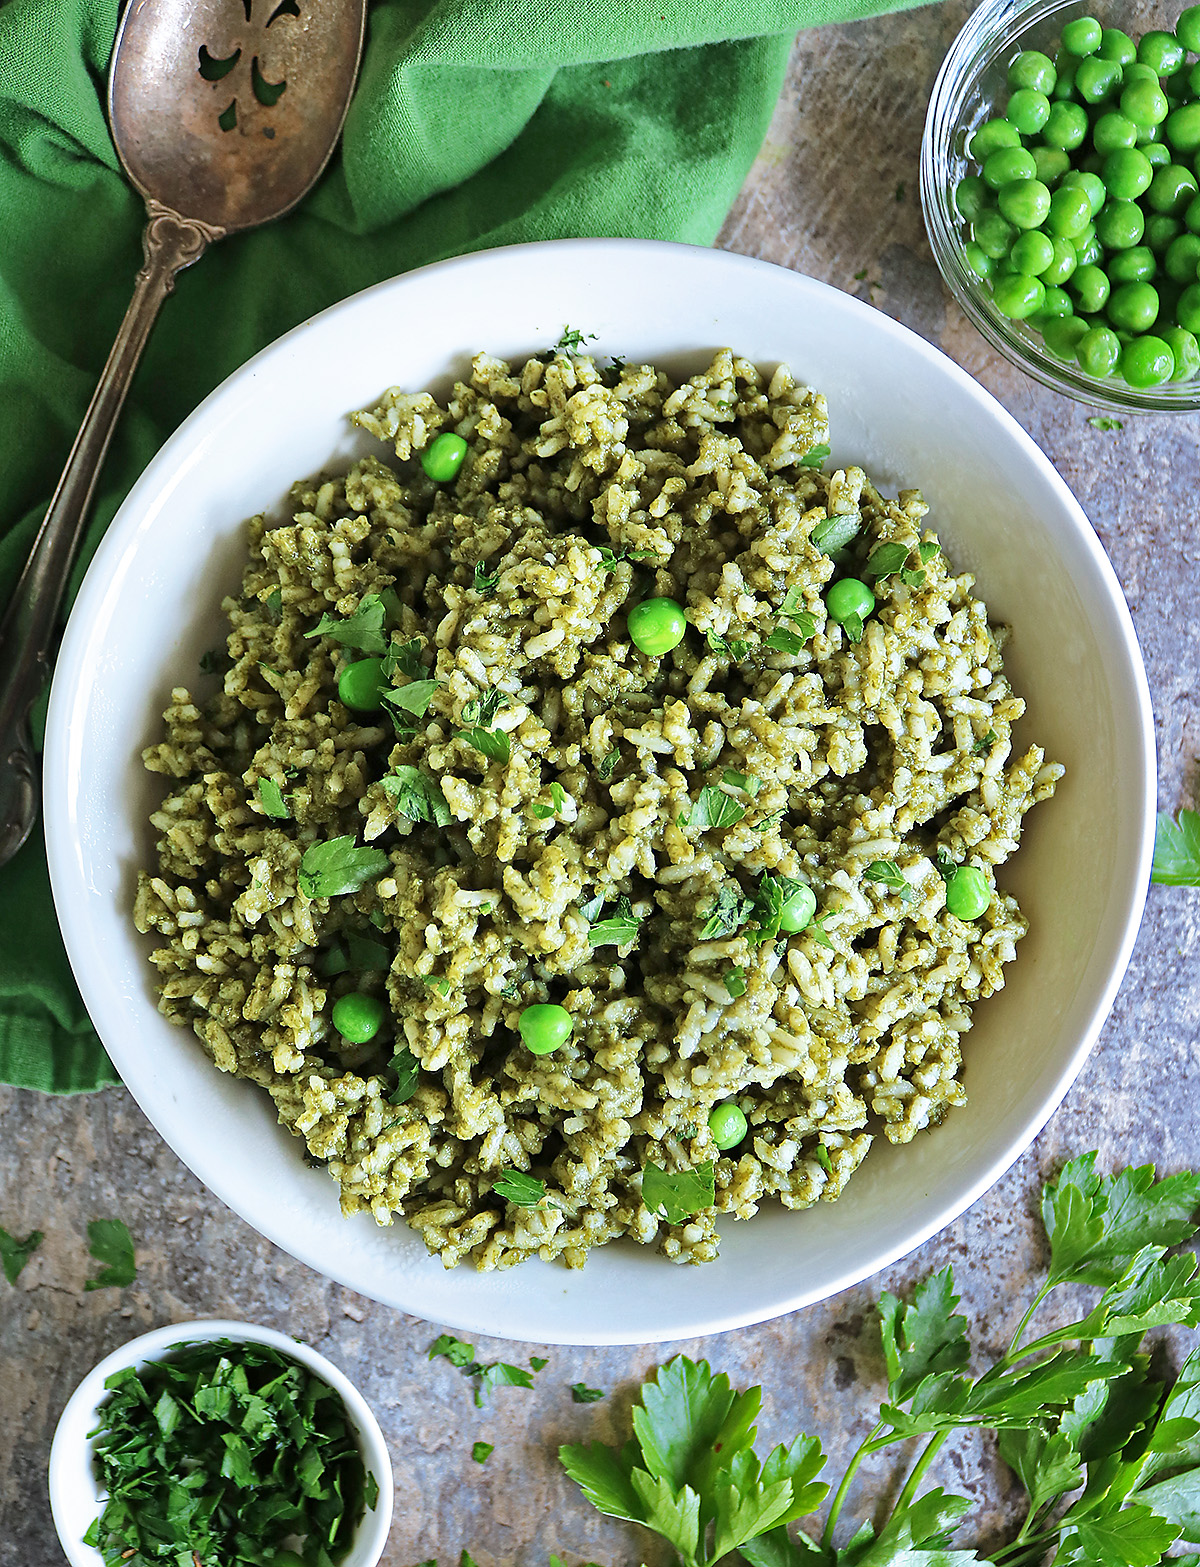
<box><xmin>1176</xmin><ymin>281</ymin><xmax>1200</xmax><ymax>331</ymax></box>
<box><xmin>332</xmin><ymin>991</ymin><xmax>387</xmax><ymax>1044</ymax></box>
<box><xmin>420</xmin><ymin>431</ymin><xmax>468</xmax><ymax>482</ymax></box>
<box><xmin>964</xmin><ymin>241</ymin><xmax>995</xmax><ymax>280</ymax></box>
<box><xmin>1042</xmin><ymin>100</ymin><xmax>1089</xmax><ymax>149</ymax></box>
<box><xmin>1108</xmin><ymin>245</ymin><xmax>1156</xmax><ymax>284</ymax></box>
<box><xmin>1161</xmin><ymin>324</ymin><xmax>1200</xmax><ymax>379</ymax></box>
<box><xmin>970</xmin><ymin>117</ymin><xmax>1023</xmax><ymax>159</ymax></box>
<box><xmin>1142</xmin><ymin>141</ymin><xmax>1172</xmax><ymax>167</ymax></box>
<box><xmin>779</xmin><ymin>883</ymin><xmax>817</xmax><ymax>933</ymax></box>
<box><xmin>627</xmin><ymin>597</ymin><xmax>687</xmax><ymax>656</ymax></box>
<box><xmin>1072</xmin><ymin>262</ymin><xmax>1111</xmax><ymax>313</ymax></box>
<box><xmin>983</xmin><ymin>146</ymin><xmax>1038</xmax><ymax>189</ymax></box>
<box><xmin>337</xmin><ymin>656</ymin><xmax>389</xmax><ymax>712</ymax></box>
<box><xmin>1075</xmin><ymin>324</ymin><xmax>1122</xmax><ymax>375</ymax></box>
<box><xmin>1181</xmin><ymin>8</ymin><xmax>1200</xmax><ymax>54</ymax></box>
<box><xmin>1103</xmin><ymin>147</ymin><xmax>1153</xmax><ymax>199</ymax></box>
<box><xmin>1041</xmin><ymin>314</ymin><xmax>1090</xmax><ymax>357</ymax></box>
<box><xmin>1165</xmin><ymin>230</ymin><xmax>1200</xmax><ymax>281</ymax></box>
<box><xmin>992</xmin><ymin>272</ymin><xmax>1046</xmax><ymax>318</ymax></box>
<box><xmin>1121</xmin><ymin>77</ymin><xmax>1170</xmax><ymax>128</ymax></box>
<box><xmin>1189</xmin><ymin>61</ymin><xmax>1200</xmax><ymax>98</ymax></box>
<box><xmin>1036</xmin><ymin>285</ymin><xmax>1074</xmax><ymax>318</ymax></box>
<box><xmin>709</xmin><ymin>1102</ymin><xmax>748</xmax><ymax>1151</ymax></box>
<box><xmin>1092</xmin><ymin>111</ymin><xmax>1139</xmax><ymax>155</ymax></box>
<box><xmin>1008</xmin><ymin>49</ymin><xmax>1057</xmax><ymax>94</ymax></box>
<box><xmin>1053</xmin><ymin>53</ymin><xmax>1081</xmax><ymax>98</ymax></box>
<box><xmin>1075</xmin><ymin>54</ymin><xmax>1122</xmax><ymax>103</ymax></box>
<box><xmin>1031</xmin><ymin>146</ymin><xmax>1071</xmax><ymax>185</ymax></box>
<box><xmin>1160</xmin><ymin>277</ymin><xmax>1184</xmax><ymax>320</ymax></box>
<box><xmin>1107</xmin><ymin>280</ymin><xmax>1160</xmax><ymax>332</ymax></box>
<box><xmin>1146</xmin><ymin>213</ymin><xmax>1184</xmax><ymax>254</ymax></box>
<box><xmin>1095</xmin><ymin>198</ymin><xmax>1145</xmax><ymax>249</ymax></box>
<box><xmin>945</xmin><ymin>865</ymin><xmax>991</xmax><ymax>921</ymax></box>
<box><xmin>1120</xmin><ymin>334</ymin><xmax>1175</xmax><ymax>385</ymax></box>
<box><xmin>518</xmin><ymin>1003</ymin><xmax>573</xmax><ymax>1055</ymax></box>
<box><xmin>1047</xmin><ymin>183</ymin><xmax>1093</xmax><ymax>237</ymax></box>
<box><xmin>1060</xmin><ymin>169</ymin><xmax>1107</xmax><ymax>215</ymax></box>
<box><xmin>1074</xmin><ymin>229</ymin><xmax>1103</xmax><ymax>266</ymax></box>
<box><xmin>1185</xmin><ymin>193</ymin><xmax>1200</xmax><ymax>234</ymax></box>
<box><xmin>1099</xmin><ymin>28</ymin><xmax>1137</xmax><ymax>66</ymax></box>
<box><xmin>973</xmin><ymin>208</ymin><xmax>1018</xmax><ymax>258</ymax></box>
<box><xmin>1139</xmin><ymin>30</ymin><xmax>1186</xmax><ymax>77</ymax></box>
<box><xmin>1121</xmin><ymin>62</ymin><xmax>1160</xmax><ymax>85</ymax></box>
<box><xmin>1007</xmin><ymin>88</ymin><xmax>1051</xmax><ymax>134</ymax></box>
<box><xmin>1147</xmin><ymin>163</ymin><xmax>1199</xmax><ymax>217</ymax></box>
<box><xmin>955</xmin><ymin>174</ymin><xmax>991</xmax><ymax>221</ymax></box>
<box><xmin>1041</xmin><ymin>234</ymin><xmax>1079</xmax><ymax>285</ymax></box>
<box><xmin>1061</xmin><ymin>16</ymin><xmax>1102</xmax><ymax>56</ymax></box>
<box><xmin>825</xmin><ymin>576</ymin><xmax>875</xmax><ymax>628</ymax></box>
<box><xmin>1167</xmin><ymin>102</ymin><xmax>1200</xmax><ymax>156</ymax></box>
<box><xmin>998</xmin><ymin>177</ymin><xmax>1052</xmax><ymax>229</ymax></box>
<box><xmin>1011</xmin><ymin>229</ymin><xmax>1055</xmax><ymax>274</ymax></box>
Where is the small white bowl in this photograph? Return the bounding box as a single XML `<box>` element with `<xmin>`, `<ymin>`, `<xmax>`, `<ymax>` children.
<box><xmin>44</xmin><ymin>238</ymin><xmax>1155</xmax><ymax>1344</ymax></box>
<box><xmin>48</xmin><ymin>1319</ymin><xmax>394</xmax><ymax>1567</ymax></box>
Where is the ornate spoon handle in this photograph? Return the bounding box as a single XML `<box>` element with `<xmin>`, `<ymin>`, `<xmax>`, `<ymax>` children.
<box><xmin>0</xmin><ymin>201</ymin><xmax>221</xmax><ymax>868</ymax></box>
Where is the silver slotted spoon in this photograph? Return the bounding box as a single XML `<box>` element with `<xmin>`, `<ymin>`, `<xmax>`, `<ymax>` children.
<box><xmin>0</xmin><ymin>0</ymin><xmax>365</xmax><ymax>866</ymax></box>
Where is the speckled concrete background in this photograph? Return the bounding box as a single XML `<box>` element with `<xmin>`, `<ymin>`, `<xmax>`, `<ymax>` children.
<box><xmin>3</xmin><ymin>4</ymin><xmax>1199</xmax><ymax>1563</ymax></box>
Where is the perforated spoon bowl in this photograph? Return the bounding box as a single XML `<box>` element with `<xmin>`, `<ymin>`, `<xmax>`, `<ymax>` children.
<box><xmin>0</xmin><ymin>0</ymin><xmax>365</xmax><ymax>865</ymax></box>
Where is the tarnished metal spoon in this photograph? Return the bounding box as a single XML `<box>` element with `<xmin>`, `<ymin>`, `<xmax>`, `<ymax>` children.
<box><xmin>0</xmin><ymin>0</ymin><xmax>365</xmax><ymax>866</ymax></box>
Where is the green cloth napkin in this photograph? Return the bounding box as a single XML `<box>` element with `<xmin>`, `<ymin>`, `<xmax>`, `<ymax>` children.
<box><xmin>0</xmin><ymin>0</ymin><xmax>917</xmax><ymax>1095</ymax></box>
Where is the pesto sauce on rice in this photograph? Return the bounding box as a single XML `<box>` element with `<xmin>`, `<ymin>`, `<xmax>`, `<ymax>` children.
<box><xmin>133</xmin><ymin>348</ymin><xmax>1062</xmax><ymax>1270</ymax></box>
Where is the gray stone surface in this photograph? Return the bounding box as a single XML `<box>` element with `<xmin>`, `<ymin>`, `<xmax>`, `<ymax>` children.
<box><xmin>3</xmin><ymin>5</ymin><xmax>1199</xmax><ymax>1563</ymax></box>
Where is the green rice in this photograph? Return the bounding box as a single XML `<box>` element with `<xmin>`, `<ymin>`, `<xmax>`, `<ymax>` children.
<box><xmin>133</xmin><ymin>347</ymin><xmax>1062</xmax><ymax>1269</ymax></box>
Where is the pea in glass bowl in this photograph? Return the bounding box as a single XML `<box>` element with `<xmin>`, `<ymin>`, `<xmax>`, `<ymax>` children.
<box><xmin>921</xmin><ymin>0</ymin><xmax>1200</xmax><ymax>413</ymax></box>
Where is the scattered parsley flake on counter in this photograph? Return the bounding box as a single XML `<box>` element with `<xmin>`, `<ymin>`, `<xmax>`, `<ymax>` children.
<box><xmin>1153</xmin><ymin>808</ymin><xmax>1200</xmax><ymax>886</ymax></box>
<box><xmin>723</xmin><ymin>967</ymin><xmax>747</xmax><ymax>999</ymax></box>
<box><xmin>699</xmin><ymin>884</ymin><xmax>753</xmax><ymax>940</ymax></box>
<box><xmin>810</xmin><ymin>513</ymin><xmax>860</xmax><ymax>552</ymax></box>
<box><xmin>305</xmin><ymin>592</ymin><xmax>388</xmax><ymax>655</ymax></box>
<box><xmin>642</xmin><ymin>1161</ymin><xmax>715</xmax><ymax>1224</ymax></box>
<box><xmin>683</xmin><ymin>786</ymin><xmax>747</xmax><ymax>830</ymax></box>
<box><xmin>0</xmin><ymin>1226</ymin><xmax>42</xmax><ymax>1285</ymax></box>
<box><xmin>299</xmin><ymin>837</ymin><xmax>391</xmax><ymax>899</ymax></box>
<box><xmin>430</xmin><ymin>1334</ymin><xmax>476</xmax><ymax>1367</ymax></box>
<box><xmin>531</xmin><ymin>1356</ymin><xmax>549</xmax><ymax>1371</ymax></box>
<box><xmin>388</xmin><ymin>1046</ymin><xmax>421</xmax><ymax>1105</ymax></box>
<box><xmin>864</xmin><ymin>859</ymin><xmax>915</xmax><ymax>903</ymax></box>
<box><xmin>257</xmin><ymin>777</ymin><xmax>290</xmax><ymax>820</ymax></box>
<box><xmin>799</xmin><ymin>442</ymin><xmax>832</xmax><ymax>469</ymax></box>
<box><xmin>475</xmin><ymin>1362</ymin><xmax>535</xmax><ymax>1407</ymax></box>
<box><xmin>493</xmin><ymin>1169</ymin><xmax>564</xmax><ymax>1209</ymax></box>
<box><xmin>472</xmin><ymin>1441</ymin><xmax>494</xmax><ymax>1464</ymax></box>
<box><xmin>1089</xmin><ymin>416</ymin><xmax>1124</xmax><ymax>431</ymax></box>
<box><xmin>384</xmin><ymin>678</ymin><xmax>439</xmax><ymax>718</ymax></box>
<box><xmin>895</xmin><ymin>180</ymin><xmax>906</xmax><ymax>201</ymax></box>
<box><xmin>472</xmin><ymin>561</ymin><xmax>499</xmax><ymax>594</ymax></box>
<box><xmin>571</xmin><ymin>1383</ymin><xmax>606</xmax><ymax>1404</ymax></box>
<box><xmin>461</xmin><ymin>1552</ymin><xmax>479</xmax><ymax>1567</ymax></box>
<box><xmin>458</xmin><ymin>726</ymin><xmax>510</xmax><ymax>763</ymax></box>
<box><xmin>84</xmin><ymin>1219</ymin><xmax>136</xmax><ymax>1290</ymax></box>
<box><xmin>383</xmin><ymin>765</ymin><xmax>452</xmax><ymax>827</ymax></box>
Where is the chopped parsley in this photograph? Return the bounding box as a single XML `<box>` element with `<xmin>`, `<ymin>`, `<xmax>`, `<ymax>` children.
<box><xmin>865</xmin><ymin>542</ymin><xmax>909</xmax><ymax>580</ymax></box>
<box><xmin>723</xmin><ymin>966</ymin><xmax>747</xmax><ymax>999</ymax></box>
<box><xmin>430</xmin><ymin>1334</ymin><xmax>476</xmax><ymax>1368</ymax></box>
<box><xmin>387</xmin><ymin>1046</ymin><xmax>421</xmax><ymax>1105</ymax></box>
<box><xmin>421</xmin><ymin>976</ymin><xmax>451</xmax><ymax>997</ymax></box>
<box><xmin>722</xmin><ymin>769</ymin><xmax>761</xmax><ymax>795</ymax></box>
<box><xmin>839</xmin><ymin>610</ymin><xmax>866</xmax><ymax>644</ymax></box>
<box><xmin>641</xmin><ymin>1161</ymin><xmax>716</xmax><ymax>1224</ymax></box>
<box><xmin>299</xmin><ymin>837</ymin><xmax>391</xmax><ymax>899</ymax></box>
<box><xmin>472</xmin><ymin>1441</ymin><xmax>494</xmax><ymax>1463</ymax></box>
<box><xmin>764</xmin><ymin>626</ymin><xmax>809</xmax><ymax>655</ymax></box>
<box><xmin>934</xmin><ymin>848</ymin><xmax>957</xmax><ymax>884</ymax></box>
<box><xmin>555</xmin><ymin>326</ymin><xmax>598</xmax><ymax>353</ymax></box>
<box><xmin>305</xmin><ymin>593</ymin><xmax>388</xmax><ymax>655</ymax></box>
<box><xmin>530</xmin><ymin>1356</ymin><xmax>549</xmax><ymax>1371</ymax></box>
<box><xmin>84</xmin><ymin>1218</ymin><xmax>137</xmax><ymax>1291</ymax></box>
<box><xmin>463</xmin><ymin>688</ymin><xmax>508</xmax><ymax>728</ymax></box>
<box><xmin>493</xmin><ymin>1169</ymin><xmax>564</xmax><ymax>1209</ymax></box>
<box><xmin>813</xmin><ymin>1143</ymin><xmax>834</xmax><ymax>1173</ymax></box>
<box><xmin>383</xmin><ymin>766</ymin><xmax>452</xmax><ymax>827</ymax></box>
<box><xmin>265</xmin><ymin>587</ymin><xmax>283</xmax><ymax>622</ymax></box>
<box><xmin>747</xmin><ymin>873</ymin><xmax>809</xmax><ymax>946</ymax></box>
<box><xmin>810</xmin><ymin>513</ymin><xmax>860</xmax><ymax>552</ymax></box>
<box><xmin>751</xmin><ymin>808</ymin><xmax>785</xmax><ymax>834</ymax></box>
<box><xmin>864</xmin><ymin>859</ymin><xmax>916</xmax><ymax>904</ymax></box>
<box><xmin>707</xmin><ymin>629</ymin><xmax>753</xmax><ymax>662</ymax></box>
<box><xmin>680</xmin><ymin>786</ymin><xmax>747</xmax><ymax>830</ymax></box>
<box><xmin>972</xmin><ymin>729</ymin><xmax>999</xmax><ymax>755</ymax></box>
<box><xmin>598</xmin><ymin>748</ymin><xmax>620</xmax><ymax>781</ymax></box>
<box><xmin>383</xmin><ymin>677</ymin><xmax>439</xmax><ymax>718</ymax></box>
<box><xmin>799</xmin><ymin>442</ymin><xmax>832</xmax><ymax>469</ymax></box>
<box><xmin>586</xmin><ymin>894</ymin><xmax>642</xmax><ymax>949</ymax></box>
<box><xmin>472</xmin><ymin>560</ymin><xmax>499</xmax><ymax>595</ymax></box>
<box><xmin>1088</xmin><ymin>415</ymin><xmax>1124</xmax><ymax>431</ymax></box>
<box><xmin>257</xmin><ymin>777</ymin><xmax>290</xmax><ymax>820</ymax></box>
<box><xmin>383</xmin><ymin>637</ymin><xmax>425</xmax><ymax>679</ymax></box>
<box><xmin>532</xmin><ymin>781</ymin><xmax>569</xmax><ymax>820</ymax></box>
<box><xmin>571</xmin><ymin>1383</ymin><xmax>606</xmax><ymax>1403</ymax></box>
<box><xmin>0</xmin><ymin>1226</ymin><xmax>42</xmax><ymax>1285</ymax></box>
<box><xmin>699</xmin><ymin>884</ymin><xmax>753</xmax><ymax>940</ymax></box>
<box><xmin>458</xmin><ymin>726</ymin><xmax>510</xmax><ymax>763</ymax></box>
<box><xmin>430</xmin><ymin>1336</ymin><xmax>543</xmax><ymax>1406</ymax></box>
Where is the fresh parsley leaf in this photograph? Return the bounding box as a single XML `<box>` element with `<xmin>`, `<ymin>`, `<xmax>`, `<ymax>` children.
<box><xmin>799</xmin><ymin>443</ymin><xmax>832</xmax><ymax>469</ymax></box>
<box><xmin>458</xmin><ymin>726</ymin><xmax>511</xmax><ymax>763</ymax></box>
<box><xmin>682</xmin><ymin>786</ymin><xmax>747</xmax><ymax>830</ymax></box>
<box><xmin>722</xmin><ymin>769</ymin><xmax>761</xmax><ymax>795</ymax></box>
<box><xmin>384</xmin><ymin>678</ymin><xmax>439</xmax><ymax>718</ymax></box>
<box><xmin>1042</xmin><ymin>1155</ymin><xmax>1200</xmax><ymax>1287</ymax></box>
<box><xmin>599</xmin><ymin>747</ymin><xmax>620</xmax><ymax>780</ymax></box>
<box><xmin>0</xmin><ymin>1226</ymin><xmax>42</xmax><ymax>1285</ymax></box>
<box><xmin>472</xmin><ymin>1441</ymin><xmax>494</xmax><ymax>1463</ymax></box>
<box><xmin>473</xmin><ymin>560</ymin><xmax>499</xmax><ymax>595</ymax></box>
<box><xmin>699</xmin><ymin>884</ymin><xmax>753</xmax><ymax>940</ymax></box>
<box><xmin>388</xmin><ymin>1046</ymin><xmax>420</xmax><ymax>1106</ymax></box>
<box><xmin>752</xmin><ymin>809</ymin><xmax>785</xmax><ymax>834</ymax></box>
<box><xmin>878</xmin><ymin>1266</ymin><xmax>970</xmax><ymax>1404</ymax></box>
<box><xmin>724</xmin><ymin>967</ymin><xmax>747</xmax><ymax>999</ymax></box>
<box><xmin>531</xmin><ymin>1356</ymin><xmax>549</xmax><ymax>1371</ymax></box>
<box><xmin>532</xmin><ymin>781</ymin><xmax>569</xmax><ymax>820</ymax></box>
<box><xmin>493</xmin><ymin>1169</ymin><xmax>563</xmax><ymax>1209</ymax></box>
<box><xmin>1088</xmin><ymin>416</ymin><xmax>1124</xmax><ymax>431</ymax></box>
<box><xmin>383</xmin><ymin>766</ymin><xmax>452</xmax><ymax>827</ymax></box>
<box><xmin>865</xmin><ymin>543</ymin><xmax>910</xmax><ymax>580</ymax></box>
<box><xmin>900</xmin><ymin>567</ymin><xmax>927</xmax><ymax>588</ymax></box>
<box><xmin>1153</xmin><ymin>808</ymin><xmax>1200</xmax><ymax>886</ymax></box>
<box><xmin>573</xmin><ymin>1383</ymin><xmax>606</xmax><ymax>1403</ymax></box>
<box><xmin>840</xmin><ymin>610</ymin><xmax>865</xmax><ymax>643</ymax></box>
<box><xmin>384</xmin><ymin>637</ymin><xmax>425</xmax><ymax>679</ymax></box>
<box><xmin>707</xmin><ymin>629</ymin><xmax>754</xmax><ymax>662</ymax></box>
<box><xmin>257</xmin><ymin>777</ymin><xmax>290</xmax><ymax>820</ymax></box>
<box><xmin>475</xmin><ymin>1362</ymin><xmax>535</xmax><ymax>1407</ymax></box>
<box><xmin>642</xmin><ymin>1162</ymin><xmax>715</xmax><ymax>1225</ymax></box>
<box><xmin>587</xmin><ymin>894</ymin><xmax>642</xmax><ymax>949</ymax></box>
<box><xmin>346</xmin><ymin>929</ymin><xmax>390</xmax><ymax>969</ymax></box>
<box><xmin>808</xmin><ymin>912</ymin><xmax>837</xmax><ymax>950</ymax></box>
<box><xmin>85</xmin><ymin>1218</ymin><xmax>137</xmax><ymax>1290</ymax></box>
<box><xmin>972</xmin><ymin>730</ymin><xmax>999</xmax><ymax>756</ymax></box>
<box><xmin>430</xmin><ymin>1335</ymin><xmax>477</xmax><ymax>1367</ymax></box>
<box><xmin>813</xmin><ymin>1144</ymin><xmax>833</xmax><ymax>1174</ymax></box>
<box><xmin>864</xmin><ymin>859</ymin><xmax>915</xmax><ymax>903</ymax></box>
<box><xmin>997</xmin><ymin>1426</ymin><xmax>1084</xmax><ymax>1515</ymax></box>
<box><xmin>265</xmin><ymin>587</ymin><xmax>283</xmax><ymax>622</ymax></box>
<box><xmin>918</xmin><ymin>541</ymin><xmax>940</xmax><ymax>564</ymax></box>
<box><xmin>810</xmin><ymin>514</ymin><xmax>860</xmax><ymax>552</ymax></box>
<box><xmin>934</xmin><ymin>849</ymin><xmax>957</xmax><ymax>884</ymax></box>
<box><xmin>299</xmin><ymin>837</ymin><xmax>391</xmax><ymax>899</ymax></box>
<box><xmin>1060</xmin><ymin>1502</ymin><xmax>1180</xmax><ymax>1565</ymax></box>
<box><xmin>305</xmin><ymin>593</ymin><xmax>388</xmax><ymax>655</ymax></box>
<box><xmin>462</xmin><ymin>688</ymin><xmax>508</xmax><ymax>728</ymax></box>
<box><xmin>764</xmin><ymin>627</ymin><xmax>809</xmax><ymax>655</ymax></box>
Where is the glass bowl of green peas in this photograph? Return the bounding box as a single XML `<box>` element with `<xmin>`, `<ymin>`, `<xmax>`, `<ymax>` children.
<box><xmin>922</xmin><ymin>0</ymin><xmax>1200</xmax><ymax>410</ymax></box>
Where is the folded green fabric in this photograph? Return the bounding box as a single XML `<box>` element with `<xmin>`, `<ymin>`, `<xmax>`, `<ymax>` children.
<box><xmin>0</xmin><ymin>0</ymin><xmax>919</xmax><ymax>1094</ymax></box>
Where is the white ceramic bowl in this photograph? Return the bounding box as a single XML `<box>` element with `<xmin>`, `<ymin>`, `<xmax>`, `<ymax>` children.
<box><xmin>48</xmin><ymin>1319</ymin><xmax>394</xmax><ymax>1567</ymax></box>
<box><xmin>45</xmin><ymin>238</ymin><xmax>1155</xmax><ymax>1345</ymax></box>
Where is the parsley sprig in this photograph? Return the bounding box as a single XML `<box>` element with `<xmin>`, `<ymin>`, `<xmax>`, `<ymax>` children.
<box><xmin>561</xmin><ymin>1155</ymin><xmax>1200</xmax><ymax>1567</ymax></box>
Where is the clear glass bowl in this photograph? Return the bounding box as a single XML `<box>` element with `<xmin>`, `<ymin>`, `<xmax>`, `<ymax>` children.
<box><xmin>921</xmin><ymin>0</ymin><xmax>1200</xmax><ymax>413</ymax></box>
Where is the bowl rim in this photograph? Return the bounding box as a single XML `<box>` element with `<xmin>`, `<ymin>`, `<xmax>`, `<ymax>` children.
<box><xmin>921</xmin><ymin>0</ymin><xmax>1200</xmax><ymax>413</ymax></box>
<box><xmin>43</xmin><ymin>236</ymin><xmax>1157</xmax><ymax>1343</ymax></box>
<box><xmin>47</xmin><ymin>1317</ymin><xmax>394</xmax><ymax>1567</ymax></box>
